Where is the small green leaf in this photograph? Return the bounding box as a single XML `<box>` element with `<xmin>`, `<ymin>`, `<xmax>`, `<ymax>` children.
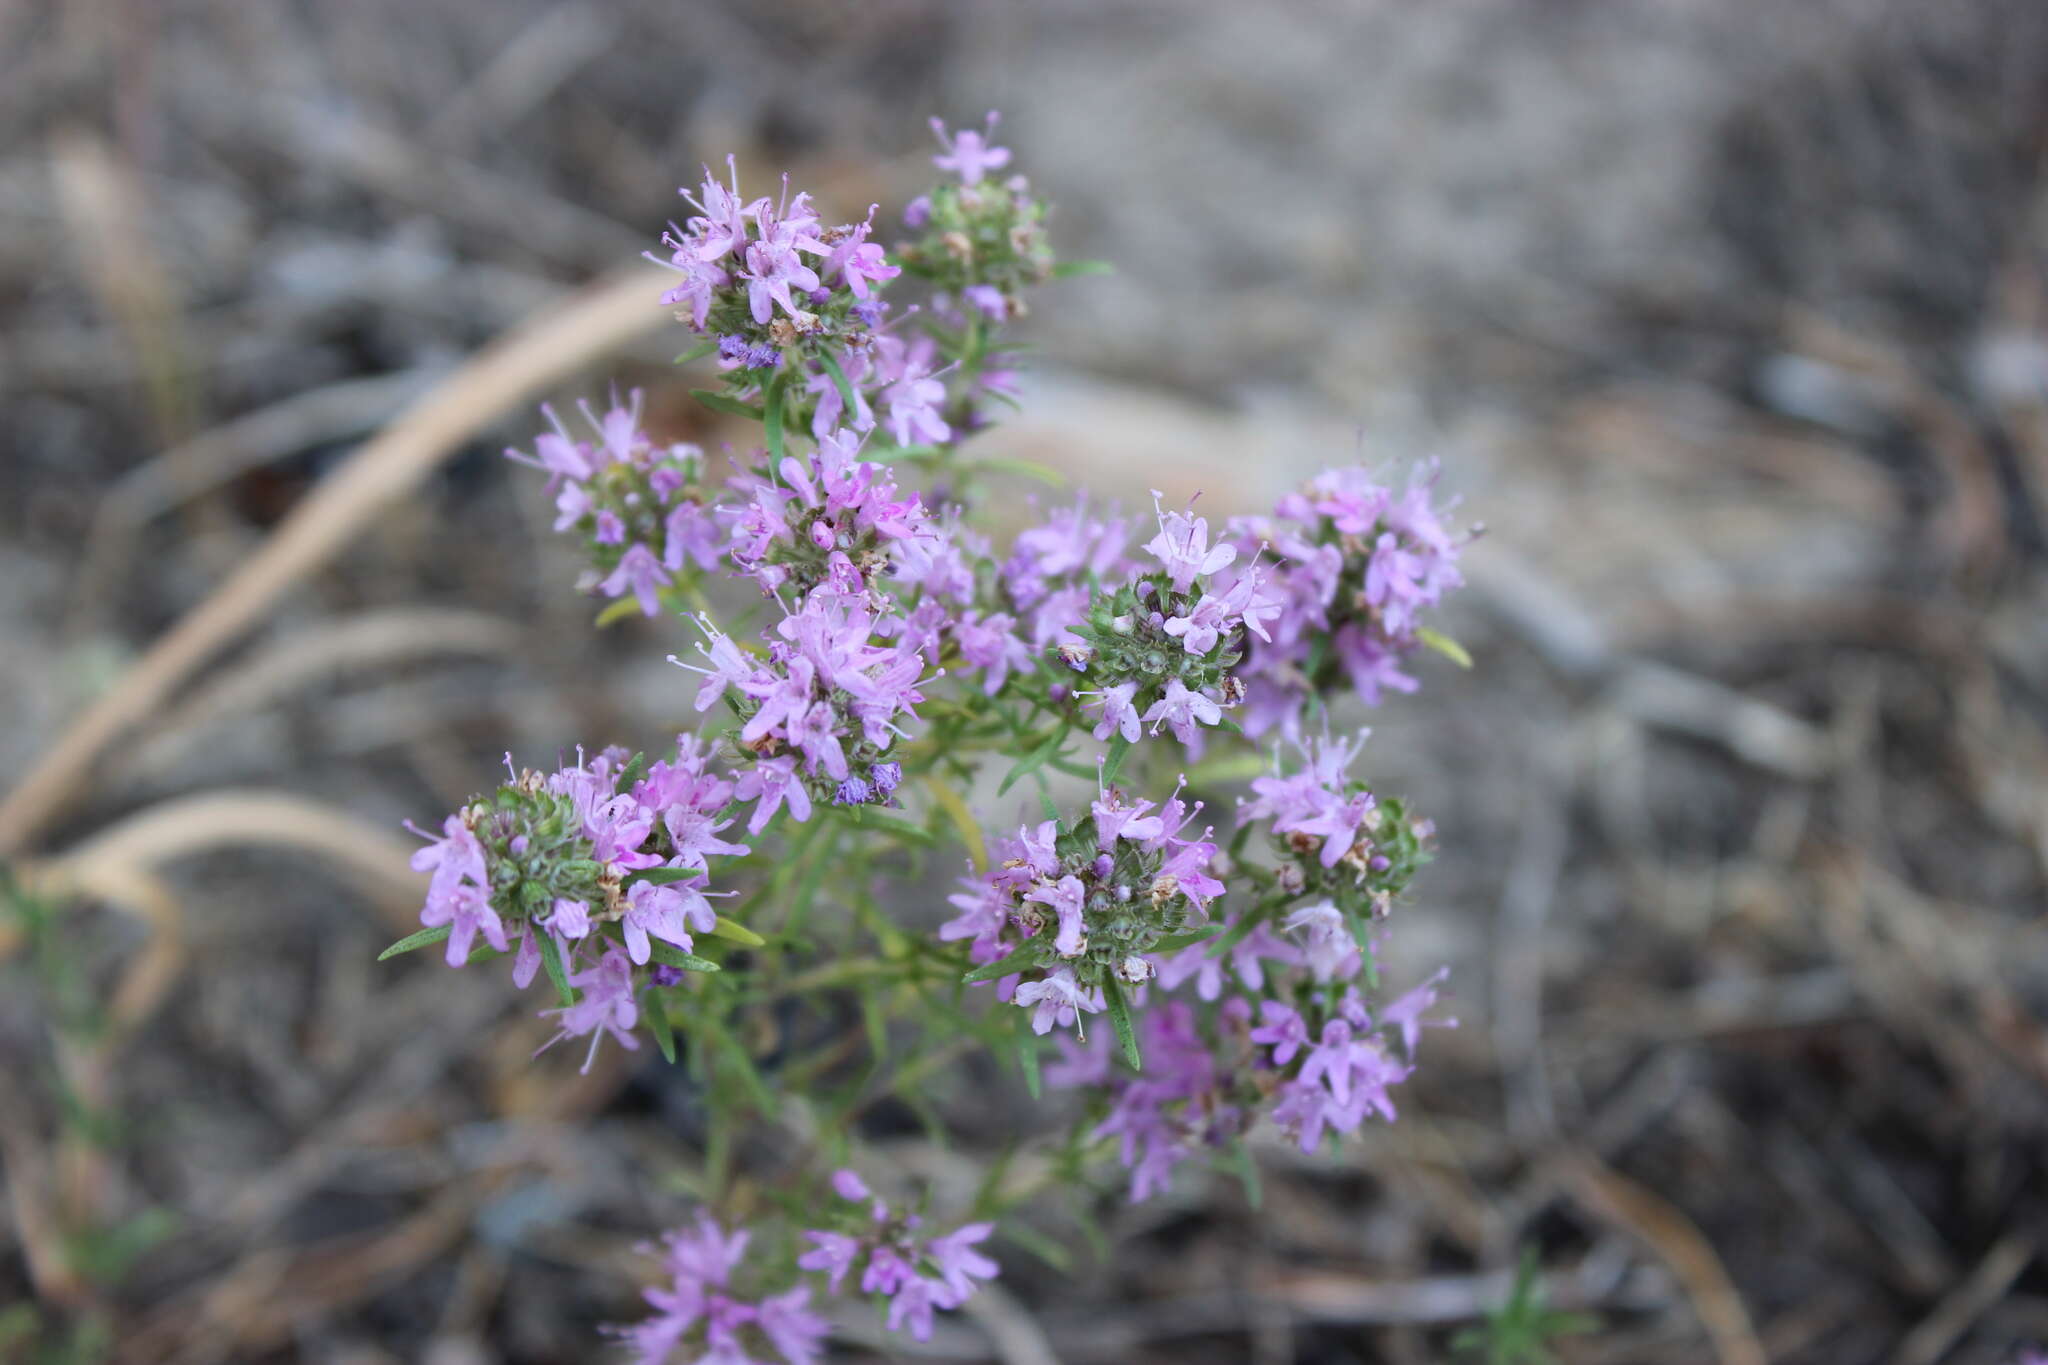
<box><xmin>1104</xmin><ymin>977</ymin><xmax>1141</xmax><ymax>1072</ymax></box>
<box><xmin>1227</xmin><ymin>1136</ymin><xmax>1263</xmax><ymax>1210</ymax></box>
<box><xmin>1000</xmin><ymin>1219</ymin><xmax>1074</xmax><ymax>1272</ymax></box>
<box><xmin>1036</xmin><ymin>790</ymin><xmax>1062</xmax><ymax>825</ymax></box>
<box><xmin>645</xmin><ymin>940</ymin><xmax>723</xmax><ymax>973</ymax></box>
<box><xmin>963</xmin><ymin>939</ymin><xmax>1043</xmax><ymax>985</ymax></box>
<box><xmin>1017</xmin><ymin>1027</ymin><xmax>1042</xmax><ymax>1101</ymax></box>
<box><xmin>643</xmin><ymin>990</ymin><xmax>678</xmax><ymax>1064</ymax></box>
<box><xmin>709</xmin><ymin>915</ymin><xmax>765</xmax><ymax>947</ymax></box>
<box><xmin>1052</xmin><ymin>259</ymin><xmax>1114</xmax><ymax>278</ymax></box>
<box><xmin>1151</xmin><ymin>926</ymin><xmax>1222</xmax><ymax>954</ymax></box>
<box><xmin>1101</xmin><ymin>733</ymin><xmax>1133</xmax><ymax>787</ymax></box>
<box><xmin>998</xmin><ymin>727</ymin><xmax>1068</xmax><ymax>797</ymax></box>
<box><xmin>817</xmin><ymin>351</ymin><xmax>857</xmax><ymax>411</ymax></box>
<box><xmin>537</xmin><ymin>930</ymin><xmax>576</xmax><ymax>1006</ymax></box>
<box><xmin>691</xmin><ymin>389</ymin><xmax>765</xmax><ymax>421</ymax></box>
<box><xmin>624</xmin><ymin>865</ymin><xmax>698</xmax><ymax>887</ymax></box>
<box><xmin>1418</xmin><ymin>626</ymin><xmax>1474</xmax><ymax>669</ymax></box>
<box><xmin>612</xmin><ymin>750</ymin><xmax>648</xmax><ymax>797</ymax></box>
<box><xmin>762</xmin><ymin>369</ymin><xmax>788</xmax><ymax>463</ymax></box>
<box><xmin>594</xmin><ymin>596</ymin><xmax>645</xmax><ymax>628</ymax></box>
<box><xmin>674</xmin><ymin>339</ymin><xmax>719</xmax><ymax>365</ymax></box>
<box><xmin>844</xmin><ymin>806</ymin><xmax>935</xmax><ymax>844</ymax></box>
<box><xmin>969</xmin><ymin>455</ymin><xmax>1066</xmax><ymax>487</ymax></box>
<box><xmin>377</xmin><ymin>925</ymin><xmax>452</xmax><ymax>961</ymax></box>
<box><xmin>1205</xmin><ymin>912</ymin><xmax>1265</xmax><ymax>959</ymax></box>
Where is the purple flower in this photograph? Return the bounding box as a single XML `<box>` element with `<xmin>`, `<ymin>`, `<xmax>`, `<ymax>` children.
<box><xmin>1251</xmin><ymin>999</ymin><xmax>1310</xmax><ymax>1064</ymax></box>
<box><xmin>1024</xmin><ymin>875</ymin><xmax>1089</xmax><ymax>958</ymax></box>
<box><xmin>926</xmin><ymin>1222</ymin><xmax>999</xmax><ymax>1304</ymax></box>
<box><xmin>1084</xmin><ymin>681</ymin><xmax>1143</xmax><ymax>743</ymax></box>
<box><xmin>1379</xmin><ymin>966</ymin><xmax>1455</xmax><ymax>1058</ymax></box>
<box><xmin>884</xmin><ymin>1273</ymin><xmax>945</xmax><ymax>1342</ymax></box>
<box><xmin>1144</xmin><ymin>493</ymin><xmax>1236</xmax><ymax>594</ymax></box>
<box><xmin>953</xmin><ymin>610</ymin><xmax>1031</xmax><ymax>694</ymax></box>
<box><xmin>756</xmin><ymin>1285</ymin><xmax>829</xmax><ymax>1365</ymax></box>
<box><xmin>1091</xmin><ymin>791</ymin><xmax>1165</xmax><ymax>849</ymax></box>
<box><xmin>598</xmin><ymin>542</ymin><xmax>672</xmax><ymax>617</ymax></box>
<box><xmin>735</xmin><ymin>754</ymin><xmax>813</xmax><ymax>835</ymax></box>
<box><xmin>541</xmin><ymin>946</ymin><xmax>640</xmax><ymax>1072</ymax></box>
<box><xmin>1141</xmin><ymin>678</ymin><xmax>1223</xmax><ymax>745</ymax></box>
<box><xmin>1282</xmin><ymin>901</ymin><xmax>1361</xmax><ymax>982</ymax></box>
<box><xmin>1014</xmin><ymin>966</ymin><xmax>1103</xmax><ymax>1035</ymax></box>
<box><xmin>797</xmin><ymin>1230</ymin><xmax>862</xmax><ymax>1292</ymax></box>
<box><xmin>1162</xmin><ymin>592</ymin><xmax>1233</xmax><ymax>655</ymax></box>
<box><xmin>622</xmin><ymin>877</ymin><xmax>715</xmax><ymax>964</ymax></box>
<box><xmin>421</xmin><ymin>881</ymin><xmax>507</xmax><ymax>967</ymax></box>
<box><xmin>930</xmin><ymin>112</ymin><xmax>1012</xmax><ymax>186</ymax></box>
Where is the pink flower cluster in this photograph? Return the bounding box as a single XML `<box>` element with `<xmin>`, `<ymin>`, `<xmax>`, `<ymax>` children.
<box><xmin>615</xmin><ymin>1214</ymin><xmax>829</xmax><ymax>1365</ymax></box>
<box><xmin>942</xmin><ymin>783</ymin><xmax>1223</xmax><ymax>1034</ymax></box>
<box><xmin>797</xmin><ymin>1170</ymin><xmax>999</xmax><ymax>1342</ymax></box>
<box><xmin>409</xmin><ymin>741</ymin><xmax>748</xmax><ymax>1071</ymax></box>
<box><xmin>679</xmin><ymin>587</ymin><xmax>930</xmax><ymax>824</ymax></box>
<box><xmin>504</xmin><ymin>390</ymin><xmax>723</xmax><ymax>617</ymax></box>
<box><xmin>1223</xmin><ymin>462</ymin><xmax>1470</xmax><ymax>735</ymax></box>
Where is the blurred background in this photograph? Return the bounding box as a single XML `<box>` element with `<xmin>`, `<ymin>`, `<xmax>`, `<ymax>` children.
<box><xmin>4</xmin><ymin>1</ymin><xmax>2048</xmax><ymax>1361</ymax></box>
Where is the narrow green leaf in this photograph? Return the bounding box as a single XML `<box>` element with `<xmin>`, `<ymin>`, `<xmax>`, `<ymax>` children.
<box><xmin>643</xmin><ymin>990</ymin><xmax>678</xmax><ymax>1064</ymax></box>
<box><xmin>537</xmin><ymin>930</ymin><xmax>575</xmax><ymax>1006</ymax></box>
<box><xmin>1205</xmin><ymin>911</ymin><xmax>1264</xmax><ymax>959</ymax></box>
<box><xmin>963</xmin><ymin>939</ymin><xmax>1043</xmax><ymax>985</ymax></box>
<box><xmin>1105</xmin><ymin>977</ymin><xmax>1141</xmax><ymax>1072</ymax></box>
<box><xmin>624</xmin><ymin>865</ymin><xmax>697</xmax><ymax>887</ymax></box>
<box><xmin>1227</xmin><ymin>1136</ymin><xmax>1263</xmax><ymax>1210</ymax></box>
<box><xmin>376</xmin><ymin>925</ymin><xmax>452</xmax><ymax>961</ymax></box>
<box><xmin>1036</xmin><ymin>790</ymin><xmax>1062</xmax><ymax>825</ymax></box>
<box><xmin>845</xmin><ymin>806</ymin><xmax>935</xmax><ymax>844</ymax></box>
<box><xmin>593</xmin><ymin>596</ymin><xmax>644</xmax><ymax>628</ymax></box>
<box><xmin>999</xmin><ymin>1219</ymin><xmax>1073</xmax><ymax>1273</ymax></box>
<box><xmin>762</xmin><ymin>369</ymin><xmax>788</xmax><ymax>463</ymax></box>
<box><xmin>674</xmin><ymin>339</ymin><xmax>719</xmax><ymax>365</ymax></box>
<box><xmin>817</xmin><ymin>351</ymin><xmax>857</xmax><ymax>411</ymax></box>
<box><xmin>1016</xmin><ymin>1018</ymin><xmax>1043</xmax><ymax>1101</ymax></box>
<box><xmin>1101</xmin><ymin>733</ymin><xmax>1134</xmax><ymax>787</ymax></box>
<box><xmin>1151</xmin><ymin>925</ymin><xmax>1222</xmax><ymax>954</ymax></box>
<box><xmin>969</xmin><ymin>455</ymin><xmax>1066</xmax><ymax>487</ymax></box>
<box><xmin>645</xmin><ymin>939</ymin><xmax>723</xmax><ymax>973</ymax></box>
<box><xmin>690</xmin><ymin>389</ymin><xmax>765</xmax><ymax>421</ymax></box>
<box><xmin>998</xmin><ymin>727</ymin><xmax>1067</xmax><ymax>797</ymax></box>
<box><xmin>612</xmin><ymin>750</ymin><xmax>648</xmax><ymax>797</ymax></box>
<box><xmin>1052</xmin><ymin>259</ymin><xmax>1115</xmax><ymax>278</ymax></box>
<box><xmin>709</xmin><ymin>915</ymin><xmax>765</xmax><ymax>948</ymax></box>
<box><xmin>1418</xmin><ymin>626</ymin><xmax>1474</xmax><ymax>669</ymax></box>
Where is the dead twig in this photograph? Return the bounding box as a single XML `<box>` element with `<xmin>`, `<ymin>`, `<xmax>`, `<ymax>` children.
<box><xmin>0</xmin><ymin>265</ymin><xmax>671</xmax><ymax>858</ymax></box>
<box><xmin>1889</xmin><ymin>1232</ymin><xmax>2037</xmax><ymax>1365</ymax></box>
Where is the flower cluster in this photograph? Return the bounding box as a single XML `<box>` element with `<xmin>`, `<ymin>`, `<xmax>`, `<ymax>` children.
<box><xmin>722</xmin><ymin>429</ymin><xmax>934</xmax><ymax>599</ymax></box>
<box><xmin>943</xmin><ymin>782</ymin><xmax>1224</xmax><ymax>1033</ymax></box>
<box><xmin>649</xmin><ymin>158</ymin><xmax>897</xmax><ymax>368</ymax></box>
<box><xmin>407</xmin><ymin>741</ymin><xmax>745</xmax><ymax>1070</ymax></box>
<box><xmin>616</xmin><ymin>1214</ymin><xmax>829</xmax><ymax>1365</ymax></box>
<box><xmin>681</xmin><ymin>589</ymin><xmax>928</xmax><ymax>822</ymax></box>
<box><xmin>505</xmin><ymin>391</ymin><xmax>724</xmax><ymax>617</ymax></box>
<box><xmin>1061</xmin><ymin>493</ymin><xmax>1281</xmax><ymax>751</ymax></box>
<box><xmin>797</xmin><ymin>1170</ymin><xmax>999</xmax><ymax>1342</ymax></box>
<box><xmin>392</xmin><ymin>113</ymin><xmax>1475</xmax><ymax>1363</ymax></box>
<box><xmin>898</xmin><ymin>113</ymin><xmax>1055</xmax><ymax>321</ymax></box>
<box><xmin>1223</xmin><ymin>463</ymin><xmax>1471</xmax><ymax>735</ymax></box>
<box><xmin>1031</xmin><ymin>730</ymin><xmax>1454</xmax><ymax>1198</ymax></box>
